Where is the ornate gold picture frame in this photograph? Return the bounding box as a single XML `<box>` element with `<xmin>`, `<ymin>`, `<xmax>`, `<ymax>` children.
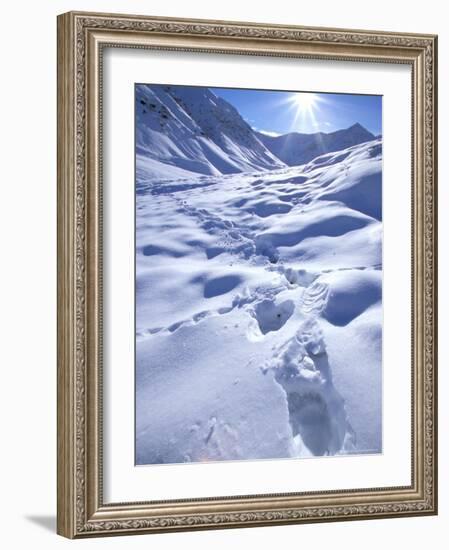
<box><xmin>57</xmin><ymin>11</ymin><xmax>437</xmax><ymax>538</ymax></box>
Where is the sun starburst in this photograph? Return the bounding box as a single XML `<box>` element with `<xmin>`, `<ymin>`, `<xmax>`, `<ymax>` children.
<box><xmin>286</xmin><ymin>92</ymin><xmax>325</xmax><ymax>132</ymax></box>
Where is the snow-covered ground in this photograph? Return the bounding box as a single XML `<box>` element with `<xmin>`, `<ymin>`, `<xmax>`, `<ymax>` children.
<box><xmin>135</xmin><ymin>85</ymin><xmax>382</xmax><ymax>465</ymax></box>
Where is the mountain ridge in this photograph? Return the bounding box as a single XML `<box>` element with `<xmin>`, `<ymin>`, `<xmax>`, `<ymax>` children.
<box><xmin>256</xmin><ymin>123</ymin><xmax>375</xmax><ymax>167</ymax></box>
<box><xmin>136</xmin><ymin>84</ymin><xmax>285</xmax><ymax>179</ymax></box>
<box><xmin>136</xmin><ymin>84</ymin><xmax>377</xmax><ymax>180</ymax></box>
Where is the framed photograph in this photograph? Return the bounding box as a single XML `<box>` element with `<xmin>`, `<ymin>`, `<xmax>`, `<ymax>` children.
<box><xmin>57</xmin><ymin>11</ymin><xmax>438</xmax><ymax>538</ymax></box>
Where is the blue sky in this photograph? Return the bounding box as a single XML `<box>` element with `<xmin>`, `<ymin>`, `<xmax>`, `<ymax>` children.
<box><xmin>211</xmin><ymin>87</ymin><xmax>382</xmax><ymax>136</ymax></box>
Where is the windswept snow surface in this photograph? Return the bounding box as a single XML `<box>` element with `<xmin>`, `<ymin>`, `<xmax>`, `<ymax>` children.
<box><xmin>135</xmin><ymin>88</ymin><xmax>382</xmax><ymax>466</ymax></box>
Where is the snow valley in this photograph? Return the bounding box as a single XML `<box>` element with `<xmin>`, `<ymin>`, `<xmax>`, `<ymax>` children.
<box><xmin>135</xmin><ymin>84</ymin><xmax>382</xmax><ymax>465</ymax></box>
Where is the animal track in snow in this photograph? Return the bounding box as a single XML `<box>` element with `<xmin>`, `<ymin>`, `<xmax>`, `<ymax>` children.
<box><xmin>176</xmin><ymin>199</ymin><xmax>257</xmax><ymax>261</ymax></box>
<box><xmin>282</xmin><ymin>267</ymin><xmax>319</xmax><ymax>287</ymax></box>
<box><xmin>267</xmin><ymin>318</ymin><xmax>355</xmax><ymax>457</ymax></box>
<box><xmin>252</xmin><ymin>299</ymin><xmax>295</xmax><ymax>335</ymax></box>
<box><xmin>300</xmin><ymin>281</ymin><xmax>330</xmax><ymax>315</ymax></box>
<box><xmin>136</xmin><ymin>286</ymin><xmax>266</xmax><ymax>340</ymax></box>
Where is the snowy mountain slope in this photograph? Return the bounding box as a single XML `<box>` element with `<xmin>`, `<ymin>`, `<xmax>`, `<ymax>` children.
<box><xmin>256</xmin><ymin>123</ymin><xmax>375</xmax><ymax>166</ymax></box>
<box><xmin>136</xmin><ymin>85</ymin><xmax>285</xmax><ymax>179</ymax></box>
<box><xmin>136</xmin><ymin>137</ymin><xmax>383</xmax><ymax>464</ymax></box>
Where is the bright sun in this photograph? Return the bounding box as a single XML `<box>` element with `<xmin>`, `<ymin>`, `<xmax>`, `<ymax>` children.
<box><xmin>286</xmin><ymin>92</ymin><xmax>324</xmax><ymax>132</ymax></box>
<box><xmin>292</xmin><ymin>92</ymin><xmax>318</xmax><ymax>112</ymax></box>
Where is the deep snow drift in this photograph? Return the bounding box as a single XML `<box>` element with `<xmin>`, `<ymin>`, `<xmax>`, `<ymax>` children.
<box><xmin>135</xmin><ymin>85</ymin><xmax>382</xmax><ymax>465</ymax></box>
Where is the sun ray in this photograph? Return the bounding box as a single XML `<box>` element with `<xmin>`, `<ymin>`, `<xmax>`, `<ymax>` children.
<box><xmin>285</xmin><ymin>92</ymin><xmax>327</xmax><ymax>133</ymax></box>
